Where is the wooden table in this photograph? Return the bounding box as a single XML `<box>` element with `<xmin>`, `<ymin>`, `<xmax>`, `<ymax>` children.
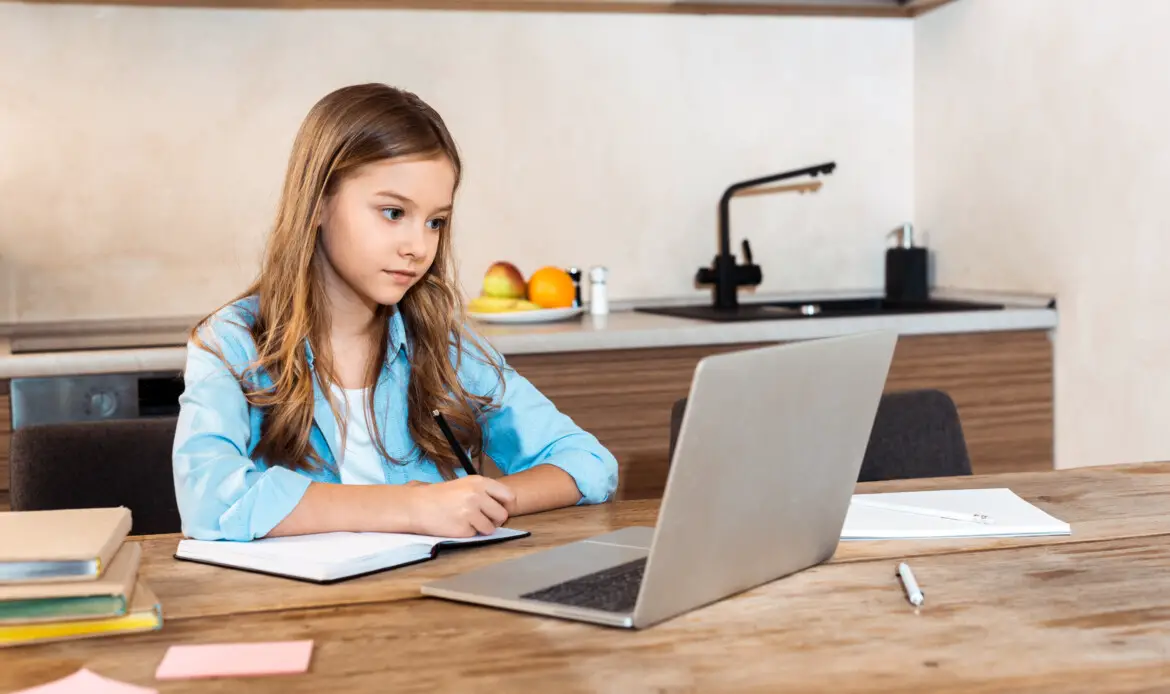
<box><xmin>3</xmin><ymin>463</ymin><xmax>1170</xmax><ymax>692</ymax></box>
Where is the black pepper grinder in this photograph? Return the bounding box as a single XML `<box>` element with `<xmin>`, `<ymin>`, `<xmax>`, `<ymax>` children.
<box><xmin>566</xmin><ymin>267</ymin><xmax>582</xmax><ymax>308</ymax></box>
<box><xmin>885</xmin><ymin>223</ymin><xmax>929</xmax><ymax>303</ymax></box>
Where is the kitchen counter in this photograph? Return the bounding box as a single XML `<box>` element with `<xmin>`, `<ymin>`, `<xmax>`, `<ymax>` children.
<box><xmin>0</xmin><ymin>289</ymin><xmax>1057</xmax><ymax>379</ymax></box>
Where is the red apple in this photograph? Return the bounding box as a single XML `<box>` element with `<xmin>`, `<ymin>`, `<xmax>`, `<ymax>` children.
<box><xmin>482</xmin><ymin>261</ymin><xmax>526</xmax><ymax>299</ymax></box>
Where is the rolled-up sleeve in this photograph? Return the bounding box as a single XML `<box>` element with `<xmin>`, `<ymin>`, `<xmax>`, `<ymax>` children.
<box><xmin>464</xmin><ymin>340</ymin><xmax>619</xmax><ymax>505</ymax></box>
<box><xmin>172</xmin><ymin>322</ymin><xmax>311</xmax><ymax>540</ymax></box>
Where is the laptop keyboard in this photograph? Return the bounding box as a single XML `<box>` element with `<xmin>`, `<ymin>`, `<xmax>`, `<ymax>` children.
<box><xmin>520</xmin><ymin>557</ymin><xmax>648</xmax><ymax>613</ymax></box>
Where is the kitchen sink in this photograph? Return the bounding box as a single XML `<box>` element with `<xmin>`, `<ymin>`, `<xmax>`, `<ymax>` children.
<box><xmin>635</xmin><ymin>297</ymin><xmax>1005</xmax><ymax>323</ymax></box>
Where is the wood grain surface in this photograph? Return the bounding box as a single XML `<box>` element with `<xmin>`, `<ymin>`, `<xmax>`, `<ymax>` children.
<box><xmin>124</xmin><ymin>462</ymin><xmax>1170</xmax><ymax>622</ymax></box>
<box><xmin>510</xmin><ymin>330</ymin><xmax>1055</xmax><ymax>499</ymax></box>
<box><xmin>4</xmin><ymin>533</ymin><xmax>1170</xmax><ymax>693</ymax></box>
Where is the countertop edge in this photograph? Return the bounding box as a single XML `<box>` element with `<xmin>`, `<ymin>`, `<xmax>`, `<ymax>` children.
<box><xmin>0</xmin><ymin>287</ymin><xmax>1055</xmax><ymax>340</ymax></box>
<box><xmin>0</xmin><ymin>307</ymin><xmax>1057</xmax><ymax>379</ymax></box>
<box><xmin>489</xmin><ymin>308</ymin><xmax>1057</xmax><ymax>355</ymax></box>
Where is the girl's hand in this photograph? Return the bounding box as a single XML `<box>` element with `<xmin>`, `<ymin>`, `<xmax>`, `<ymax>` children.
<box><xmin>404</xmin><ymin>476</ymin><xmax>516</xmax><ymax>537</ymax></box>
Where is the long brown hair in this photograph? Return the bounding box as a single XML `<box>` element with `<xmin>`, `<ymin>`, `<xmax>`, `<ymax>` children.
<box><xmin>191</xmin><ymin>82</ymin><xmax>503</xmax><ymax>479</ymax></box>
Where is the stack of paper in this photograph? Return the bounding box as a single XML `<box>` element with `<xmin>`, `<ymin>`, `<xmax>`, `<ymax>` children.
<box><xmin>842</xmin><ymin>488</ymin><xmax>1071</xmax><ymax>540</ymax></box>
<box><xmin>0</xmin><ymin>508</ymin><xmax>162</xmax><ymax>648</ymax></box>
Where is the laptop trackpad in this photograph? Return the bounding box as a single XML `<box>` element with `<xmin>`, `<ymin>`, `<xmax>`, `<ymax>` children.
<box><xmin>429</xmin><ymin>526</ymin><xmax>654</xmax><ymax>600</ymax></box>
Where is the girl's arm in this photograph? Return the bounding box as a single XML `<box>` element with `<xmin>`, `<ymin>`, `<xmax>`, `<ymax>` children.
<box><xmin>172</xmin><ymin>321</ymin><xmax>317</xmax><ymax>541</ymax></box>
<box><xmin>465</xmin><ymin>341</ymin><xmax>620</xmax><ymax>513</ymax></box>
<box><xmin>495</xmin><ymin>464</ymin><xmax>584</xmax><ymax>516</ymax></box>
<box><xmin>268</xmin><ymin>477</ymin><xmax>515</xmax><ymax>538</ymax></box>
<box><xmin>266</xmin><ymin>482</ymin><xmax>414</xmax><ymax>537</ymax></box>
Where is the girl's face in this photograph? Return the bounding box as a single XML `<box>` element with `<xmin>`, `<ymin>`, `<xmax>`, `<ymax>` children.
<box><xmin>318</xmin><ymin>154</ymin><xmax>455</xmax><ymax>311</ymax></box>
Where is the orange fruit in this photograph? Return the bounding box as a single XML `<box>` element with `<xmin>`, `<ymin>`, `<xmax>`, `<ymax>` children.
<box><xmin>526</xmin><ymin>267</ymin><xmax>576</xmax><ymax>309</ymax></box>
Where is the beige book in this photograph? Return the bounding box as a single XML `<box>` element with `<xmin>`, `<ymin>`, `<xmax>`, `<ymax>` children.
<box><xmin>0</xmin><ymin>580</ymin><xmax>162</xmax><ymax>648</ymax></box>
<box><xmin>0</xmin><ymin>507</ymin><xmax>132</xmax><ymax>583</ymax></box>
<box><xmin>0</xmin><ymin>542</ymin><xmax>142</xmax><ymax>624</ymax></box>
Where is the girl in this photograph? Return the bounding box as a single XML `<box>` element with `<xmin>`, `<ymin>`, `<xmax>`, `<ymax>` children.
<box><xmin>172</xmin><ymin>83</ymin><xmax>619</xmax><ymax>542</ymax></box>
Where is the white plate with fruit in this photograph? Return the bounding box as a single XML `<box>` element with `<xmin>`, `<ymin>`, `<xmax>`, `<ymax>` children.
<box><xmin>468</xmin><ymin>301</ymin><xmax>584</xmax><ymax>324</ymax></box>
<box><xmin>468</xmin><ymin>263</ymin><xmax>585</xmax><ymax>324</ymax></box>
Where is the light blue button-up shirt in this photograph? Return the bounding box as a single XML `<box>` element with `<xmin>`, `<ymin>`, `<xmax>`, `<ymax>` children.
<box><xmin>172</xmin><ymin>296</ymin><xmax>619</xmax><ymax>541</ymax></box>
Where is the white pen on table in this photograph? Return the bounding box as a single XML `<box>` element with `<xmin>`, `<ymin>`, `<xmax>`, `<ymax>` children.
<box><xmin>851</xmin><ymin>497</ymin><xmax>994</xmax><ymax>525</ymax></box>
<box><xmin>896</xmin><ymin>562</ymin><xmax>924</xmax><ymax>607</ymax></box>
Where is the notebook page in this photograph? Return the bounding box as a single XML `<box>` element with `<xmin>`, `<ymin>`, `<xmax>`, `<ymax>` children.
<box><xmin>188</xmin><ymin>526</ymin><xmax>528</xmax><ymax>560</ymax></box>
<box><xmin>176</xmin><ymin>526</ymin><xmax>529</xmax><ymax>581</ymax></box>
<box><xmin>186</xmin><ymin>532</ymin><xmax>423</xmax><ymax>564</ymax></box>
<box><xmin>842</xmin><ymin>488</ymin><xmax>1071</xmax><ymax>540</ymax></box>
<box><xmin>175</xmin><ymin>532</ymin><xmax>431</xmax><ymax>582</ymax></box>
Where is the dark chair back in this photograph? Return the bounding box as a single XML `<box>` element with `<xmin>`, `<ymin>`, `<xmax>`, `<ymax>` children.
<box><xmin>9</xmin><ymin>417</ymin><xmax>182</xmax><ymax>535</ymax></box>
<box><xmin>856</xmin><ymin>389</ymin><xmax>972</xmax><ymax>481</ymax></box>
<box><xmin>668</xmin><ymin>388</ymin><xmax>971</xmax><ymax>482</ymax></box>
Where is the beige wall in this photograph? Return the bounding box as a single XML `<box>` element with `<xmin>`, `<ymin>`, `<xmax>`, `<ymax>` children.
<box><xmin>0</xmin><ymin>4</ymin><xmax>913</xmax><ymax>322</ymax></box>
<box><xmin>916</xmin><ymin>0</ymin><xmax>1170</xmax><ymax>469</ymax></box>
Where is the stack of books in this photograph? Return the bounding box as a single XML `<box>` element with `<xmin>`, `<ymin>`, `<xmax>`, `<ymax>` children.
<box><xmin>0</xmin><ymin>507</ymin><xmax>163</xmax><ymax>648</ymax></box>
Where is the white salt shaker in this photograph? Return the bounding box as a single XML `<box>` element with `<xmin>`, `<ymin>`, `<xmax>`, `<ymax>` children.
<box><xmin>588</xmin><ymin>266</ymin><xmax>609</xmax><ymax>316</ymax></box>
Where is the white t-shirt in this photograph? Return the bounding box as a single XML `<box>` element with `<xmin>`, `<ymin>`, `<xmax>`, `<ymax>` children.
<box><xmin>332</xmin><ymin>385</ymin><xmax>387</xmax><ymax>485</ymax></box>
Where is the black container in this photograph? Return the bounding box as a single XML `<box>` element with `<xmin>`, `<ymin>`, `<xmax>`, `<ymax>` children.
<box><xmin>885</xmin><ymin>223</ymin><xmax>929</xmax><ymax>302</ymax></box>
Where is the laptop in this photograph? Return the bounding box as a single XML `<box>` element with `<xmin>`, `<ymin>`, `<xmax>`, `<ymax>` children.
<box><xmin>420</xmin><ymin>330</ymin><xmax>898</xmax><ymax>629</ymax></box>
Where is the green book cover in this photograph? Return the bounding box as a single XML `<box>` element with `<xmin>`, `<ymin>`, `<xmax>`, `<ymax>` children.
<box><xmin>0</xmin><ymin>542</ymin><xmax>140</xmax><ymax>625</ymax></box>
<box><xmin>0</xmin><ymin>594</ymin><xmax>127</xmax><ymax>622</ymax></box>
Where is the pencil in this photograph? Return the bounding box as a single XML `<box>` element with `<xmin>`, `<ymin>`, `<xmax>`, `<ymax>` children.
<box><xmin>432</xmin><ymin>409</ymin><xmax>479</xmax><ymax>476</ymax></box>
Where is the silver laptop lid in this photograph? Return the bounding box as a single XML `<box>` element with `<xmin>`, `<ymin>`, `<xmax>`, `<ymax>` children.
<box><xmin>631</xmin><ymin>330</ymin><xmax>897</xmax><ymax>628</ymax></box>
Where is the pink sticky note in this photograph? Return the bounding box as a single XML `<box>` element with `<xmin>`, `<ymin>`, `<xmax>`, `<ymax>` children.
<box><xmin>154</xmin><ymin>640</ymin><xmax>314</xmax><ymax>680</ymax></box>
<box><xmin>13</xmin><ymin>668</ymin><xmax>157</xmax><ymax>694</ymax></box>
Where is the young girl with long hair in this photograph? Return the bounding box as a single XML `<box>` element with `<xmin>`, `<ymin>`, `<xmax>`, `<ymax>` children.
<box><xmin>172</xmin><ymin>83</ymin><xmax>618</xmax><ymax>541</ymax></box>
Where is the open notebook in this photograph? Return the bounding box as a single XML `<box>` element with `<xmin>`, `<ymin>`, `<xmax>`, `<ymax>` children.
<box><xmin>175</xmin><ymin>527</ymin><xmax>530</xmax><ymax>583</ymax></box>
<box><xmin>842</xmin><ymin>488</ymin><xmax>1071</xmax><ymax>540</ymax></box>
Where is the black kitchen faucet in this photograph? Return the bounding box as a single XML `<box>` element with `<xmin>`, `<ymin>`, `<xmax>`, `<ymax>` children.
<box><xmin>696</xmin><ymin>161</ymin><xmax>837</xmax><ymax>310</ymax></box>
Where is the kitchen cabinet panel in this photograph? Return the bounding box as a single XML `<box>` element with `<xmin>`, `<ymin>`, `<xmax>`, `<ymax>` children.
<box><xmin>509</xmin><ymin>330</ymin><xmax>1054</xmax><ymax>500</ymax></box>
<box><xmin>0</xmin><ymin>328</ymin><xmax>1053</xmax><ymax>503</ymax></box>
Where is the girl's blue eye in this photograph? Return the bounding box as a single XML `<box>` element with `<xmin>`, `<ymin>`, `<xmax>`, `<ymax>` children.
<box><xmin>427</xmin><ymin>218</ymin><xmax>448</xmax><ymax>231</ymax></box>
<box><xmin>382</xmin><ymin>208</ymin><xmax>404</xmax><ymax>221</ymax></box>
